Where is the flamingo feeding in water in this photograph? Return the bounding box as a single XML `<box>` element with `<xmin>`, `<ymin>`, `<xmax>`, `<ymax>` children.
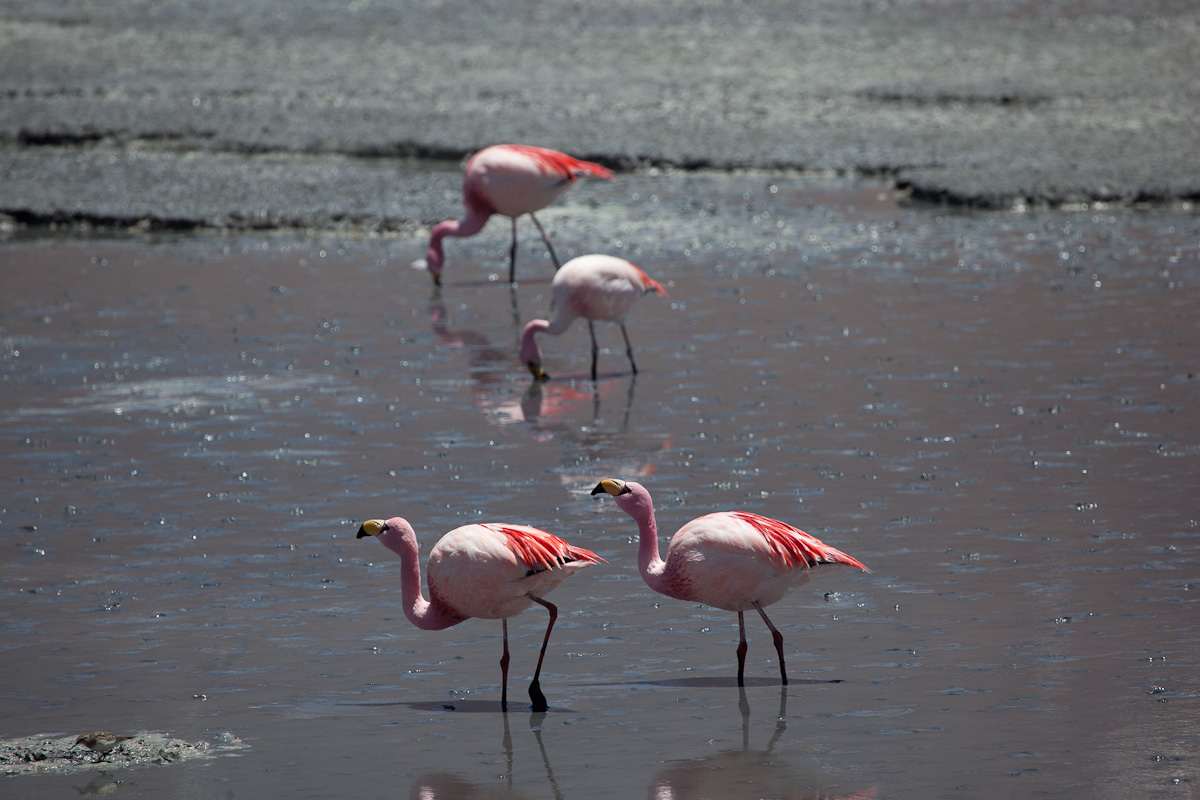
<box><xmin>590</xmin><ymin>479</ymin><xmax>870</xmax><ymax>685</ymax></box>
<box><xmin>520</xmin><ymin>254</ymin><xmax>668</xmax><ymax>382</ymax></box>
<box><xmin>356</xmin><ymin>517</ymin><xmax>605</xmax><ymax>711</ymax></box>
<box><xmin>415</xmin><ymin>144</ymin><xmax>614</xmax><ymax>286</ymax></box>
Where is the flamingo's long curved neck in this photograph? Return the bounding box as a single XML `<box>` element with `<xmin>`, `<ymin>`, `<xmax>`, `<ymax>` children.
<box><xmin>545</xmin><ymin>302</ymin><xmax>579</xmax><ymax>336</ymax></box>
<box><xmin>518</xmin><ymin>319</ymin><xmax>549</xmax><ymax>367</ymax></box>
<box><xmin>527</xmin><ymin>303</ymin><xmax>579</xmax><ymax>338</ymax></box>
<box><xmin>618</xmin><ymin>485</ymin><xmax>671</xmax><ymax>594</ymax></box>
<box><xmin>425</xmin><ymin>205</ymin><xmax>492</xmax><ymax>275</ymax></box>
<box><xmin>378</xmin><ymin>529</ymin><xmax>465</xmax><ymax>631</ymax></box>
<box><xmin>519</xmin><ymin>308</ymin><xmax>579</xmax><ymax>367</ymax></box>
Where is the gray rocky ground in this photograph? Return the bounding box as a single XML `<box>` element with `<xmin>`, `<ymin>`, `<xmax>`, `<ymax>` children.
<box><xmin>1</xmin><ymin>0</ymin><xmax>1197</xmax><ymax>234</ymax></box>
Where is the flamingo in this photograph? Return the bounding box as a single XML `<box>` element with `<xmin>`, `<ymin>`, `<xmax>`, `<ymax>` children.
<box><xmin>590</xmin><ymin>479</ymin><xmax>870</xmax><ymax>685</ymax></box>
<box><xmin>415</xmin><ymin>144</ymin><xmax>614</xmax><ymax>286</ymax></box>
<box><xmin>356</xmin><ymin>517</ymin><xmax>604</xmax><ymax>711</ymax></box>
<box><xmin>520</xmin><ymin>254</ymin><xmax>668</xmax><ymax>382</ymax></box>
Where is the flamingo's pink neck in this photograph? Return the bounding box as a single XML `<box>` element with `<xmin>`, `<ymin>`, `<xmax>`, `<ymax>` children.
<box><xmin>425</xmin><ymin>206</ymin><xmax>492</xmax><ymax>278</ymax></box>
<box><xmin>377</xmin><ymin>526</ymin><xmax>465</xmax><ymax>631</ymax></box>
<box><xmin>615</xmin><ymin>482</ymin><xmax>671</xmax><ymax>592</ymax></box>
<box><xmin>546</xmin><ymin>302</ymin><xmax>579</xmax><ymax>335</ymax></box>
<box><xmin>519</xmin><ymin>307</ymin><xmax>579</xmax><ymax>367</ymax></box>
<box><xmin>519</xmin><ymin>319</ymin><xmax>549</xmax><ymax>366</ymax></box>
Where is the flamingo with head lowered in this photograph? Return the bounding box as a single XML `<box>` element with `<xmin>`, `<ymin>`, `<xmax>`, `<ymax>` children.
<box><xmin>590</xmin><ymin>479</ymin><xmax>870</xmax><ymax>685</ymax></box>
<box><xmin>357</xmin><ymin>517</ymin><xmax>605</xmax><ymax>711</ymax></box>
<box><xmin>415</xmin><ymin>144</ymin><xmax>614</xmax><ymax>286</ymax></box>
<box><xmin>520</xmin><ymin>254</ymin><xmax>667</xmax><ymax>382</ymax></box>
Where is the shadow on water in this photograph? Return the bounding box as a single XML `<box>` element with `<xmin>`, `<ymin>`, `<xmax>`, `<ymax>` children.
<box><xmin>361</xmin><ymin>700</ymin><xmax>557</xmax><ymax>714</ymax></box>
<box><xmin>617</xmin><ymin>676</ymin><xmax>844</xmax><ymax>689</ymax></box>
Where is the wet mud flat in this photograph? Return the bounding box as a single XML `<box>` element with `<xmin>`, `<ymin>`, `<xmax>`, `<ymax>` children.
<box><xmin>1</xmin><ymin>174</ymin><xmax>1198</xmax><ymax>798</ymax></box>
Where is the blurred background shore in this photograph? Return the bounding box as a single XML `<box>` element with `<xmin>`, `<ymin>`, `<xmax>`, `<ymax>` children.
<box><xmin>2</xmin><ymin>0</ymin><xmax>1198</xmax><ymax>235</ymax></box>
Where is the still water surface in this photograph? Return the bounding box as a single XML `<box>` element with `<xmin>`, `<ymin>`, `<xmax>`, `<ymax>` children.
<box><xmin>1</xmin><ymin>175</ymin><xmax>1198</xmax><ymax>798</ymax></box>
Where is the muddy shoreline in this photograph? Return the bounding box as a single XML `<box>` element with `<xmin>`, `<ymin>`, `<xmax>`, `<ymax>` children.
<box><xmin>2</xmin><ymin>0</ymin><xmax>1199</xmax><ymax>235</ymax></box>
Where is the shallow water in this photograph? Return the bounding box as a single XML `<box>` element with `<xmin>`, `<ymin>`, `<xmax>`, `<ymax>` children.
<box><xmin>1</xmin><ymin>174</ymin><xmax>1198</xmax><ymax>798</ymax></box>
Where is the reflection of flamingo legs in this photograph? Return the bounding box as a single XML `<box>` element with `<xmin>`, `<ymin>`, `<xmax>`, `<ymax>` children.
<box><xmin>736</xmin><ymin>686</ymin><xmax>789</xmax><ymax>753</ymax></box>
<box><xmin>531</xmin><ymin>709</ymin><xmax>565</xmax><ymax>800</ymax></box>
<box><xmin>414</xmin><ymin>707</ymin><xmax>566</xmax><ymax>799</ymax></box>
<box><xmin>501</xmin><ymin>704</ymin><xmax>514</xmax><ymax>791</ymax></box>
<box><xmin>647</xmin><ymin>684</ymin><xmax>879</xmax><ymax>800</ymax></box>
<box><xmin>771</xmin><ymin>687</ymin><xmax>788</xmax><ymax>750</ymax></box>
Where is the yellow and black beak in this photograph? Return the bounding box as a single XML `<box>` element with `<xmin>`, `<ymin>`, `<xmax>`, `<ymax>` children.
<box><xmin>527</xmin><ymin>362</ymin><xmax>548</xmax><ymax>382</ymax></box>
<box><xmin>590</xmin><ymin>478</ymin><xmax>629</xmax><ymax>497</ymax></box>
<box><xmin>356</xmin><ymin>519</ymin><xmax>385</xmax><ymax>539</ymax></box>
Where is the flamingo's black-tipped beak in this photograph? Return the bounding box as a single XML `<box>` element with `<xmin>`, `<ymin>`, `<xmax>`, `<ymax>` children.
<box><xmin>591</xmin><ymin>478</ymin><xmax>629</xmax><ymax>497</ymax></box>
<box><xmin>356</xmin><ymin>519</ymin><xmax>385</xmax><ymax>539</ymax></box>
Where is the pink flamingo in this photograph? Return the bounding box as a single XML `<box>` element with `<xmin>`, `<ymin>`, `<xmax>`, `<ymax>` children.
<box><xmin>416</xmin><ymin>144</ymin><xmax>614</xmax><ymax>286</ymax></box>
<box><xmin>357</xmin><ymin>517</ymin><xmax>605</xmax><ymax>711</ymax></box>
<box><xmin>519</xmin><ymin>254</ymin><xmax>668</xmax><ymax>381</ymax></box>
<box><xmin>590</xmin><ymin>479</ymin><xmax>870</xmax><ymax>685</ymax></box>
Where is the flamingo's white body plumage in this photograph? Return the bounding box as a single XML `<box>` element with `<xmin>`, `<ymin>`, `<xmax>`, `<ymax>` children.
<box><xmin>416</xmin><ymin>144</ymin><xmax>613</xmax><ymax>285</ymax></box>
<box><xmin>357</xmin><ymin>517</ymin><xmax>604</xmax><ymax>710</ymax></box>
<box><xmin>591</xmin><ymin>479</ymin><xmax>869</xmax><ymax>685</ymax></box>
<box><xmin>520</xmin><ymin>254</ymin><xmax>668</xmax><ymax>381</ymax></box>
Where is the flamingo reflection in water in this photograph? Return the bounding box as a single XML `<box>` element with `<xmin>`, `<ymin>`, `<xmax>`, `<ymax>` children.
<box><xmin>648</xmin><ymin>688</ymin><xmax>878</xmax><ymax>800</ymax></box>
<box><xmin>408</xmin><ymin>711</ymin><xmax>562</xmax><ymax>800</ymax></box>
<box><xmin>430</xmin><ymin>298</ymin><xmax>669</xmax><ymax>482</ymax></box>
<box><xmin>404</xmin><ymin>692</ymin><xmax>875</xmax><ymax>799</ymax></box>
<box><xmin>429</xmin><ymin>297</ymin><xmax>636</xmax><ymax>432</ymax></box>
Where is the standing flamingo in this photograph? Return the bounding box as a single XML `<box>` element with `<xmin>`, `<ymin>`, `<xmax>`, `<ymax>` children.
<box><xmin>520</xmin><ymin>254</ymin><xmax>668</xmax><ymax>382</ymax></box>
<box><xmin>415</xmin><ymin>144</ymin><xmax>614</xmax><ymax>286</ymax></box>
<box><xmin>356</xmin><ymin>517</ymin><xmax>605</xmax><ymax>711</ymax></box>
<box><xmin>590</xmin><ymin>479</ymin><xmax>870</xmax><ymax>685</ymax></box>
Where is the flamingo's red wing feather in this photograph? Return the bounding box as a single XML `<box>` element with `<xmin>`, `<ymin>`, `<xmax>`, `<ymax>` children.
<box><xmin>505</xmin><ymin>144</ymin><xmax>614</xmax><ymax>182</ymax></box>
<box><xmin>485</xmin><ymin>524</ymin><xmax>606</xmax><ymax>571</ymax></box>
<box><xmin>729</xmin><ymin>512</ymin><xmax>870</xmax><ymax>573</ymax></box>
<box><xmin>625</xmin><ymin>263</ymin><xmax>668</xmax><ymax>297</ymax></box>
